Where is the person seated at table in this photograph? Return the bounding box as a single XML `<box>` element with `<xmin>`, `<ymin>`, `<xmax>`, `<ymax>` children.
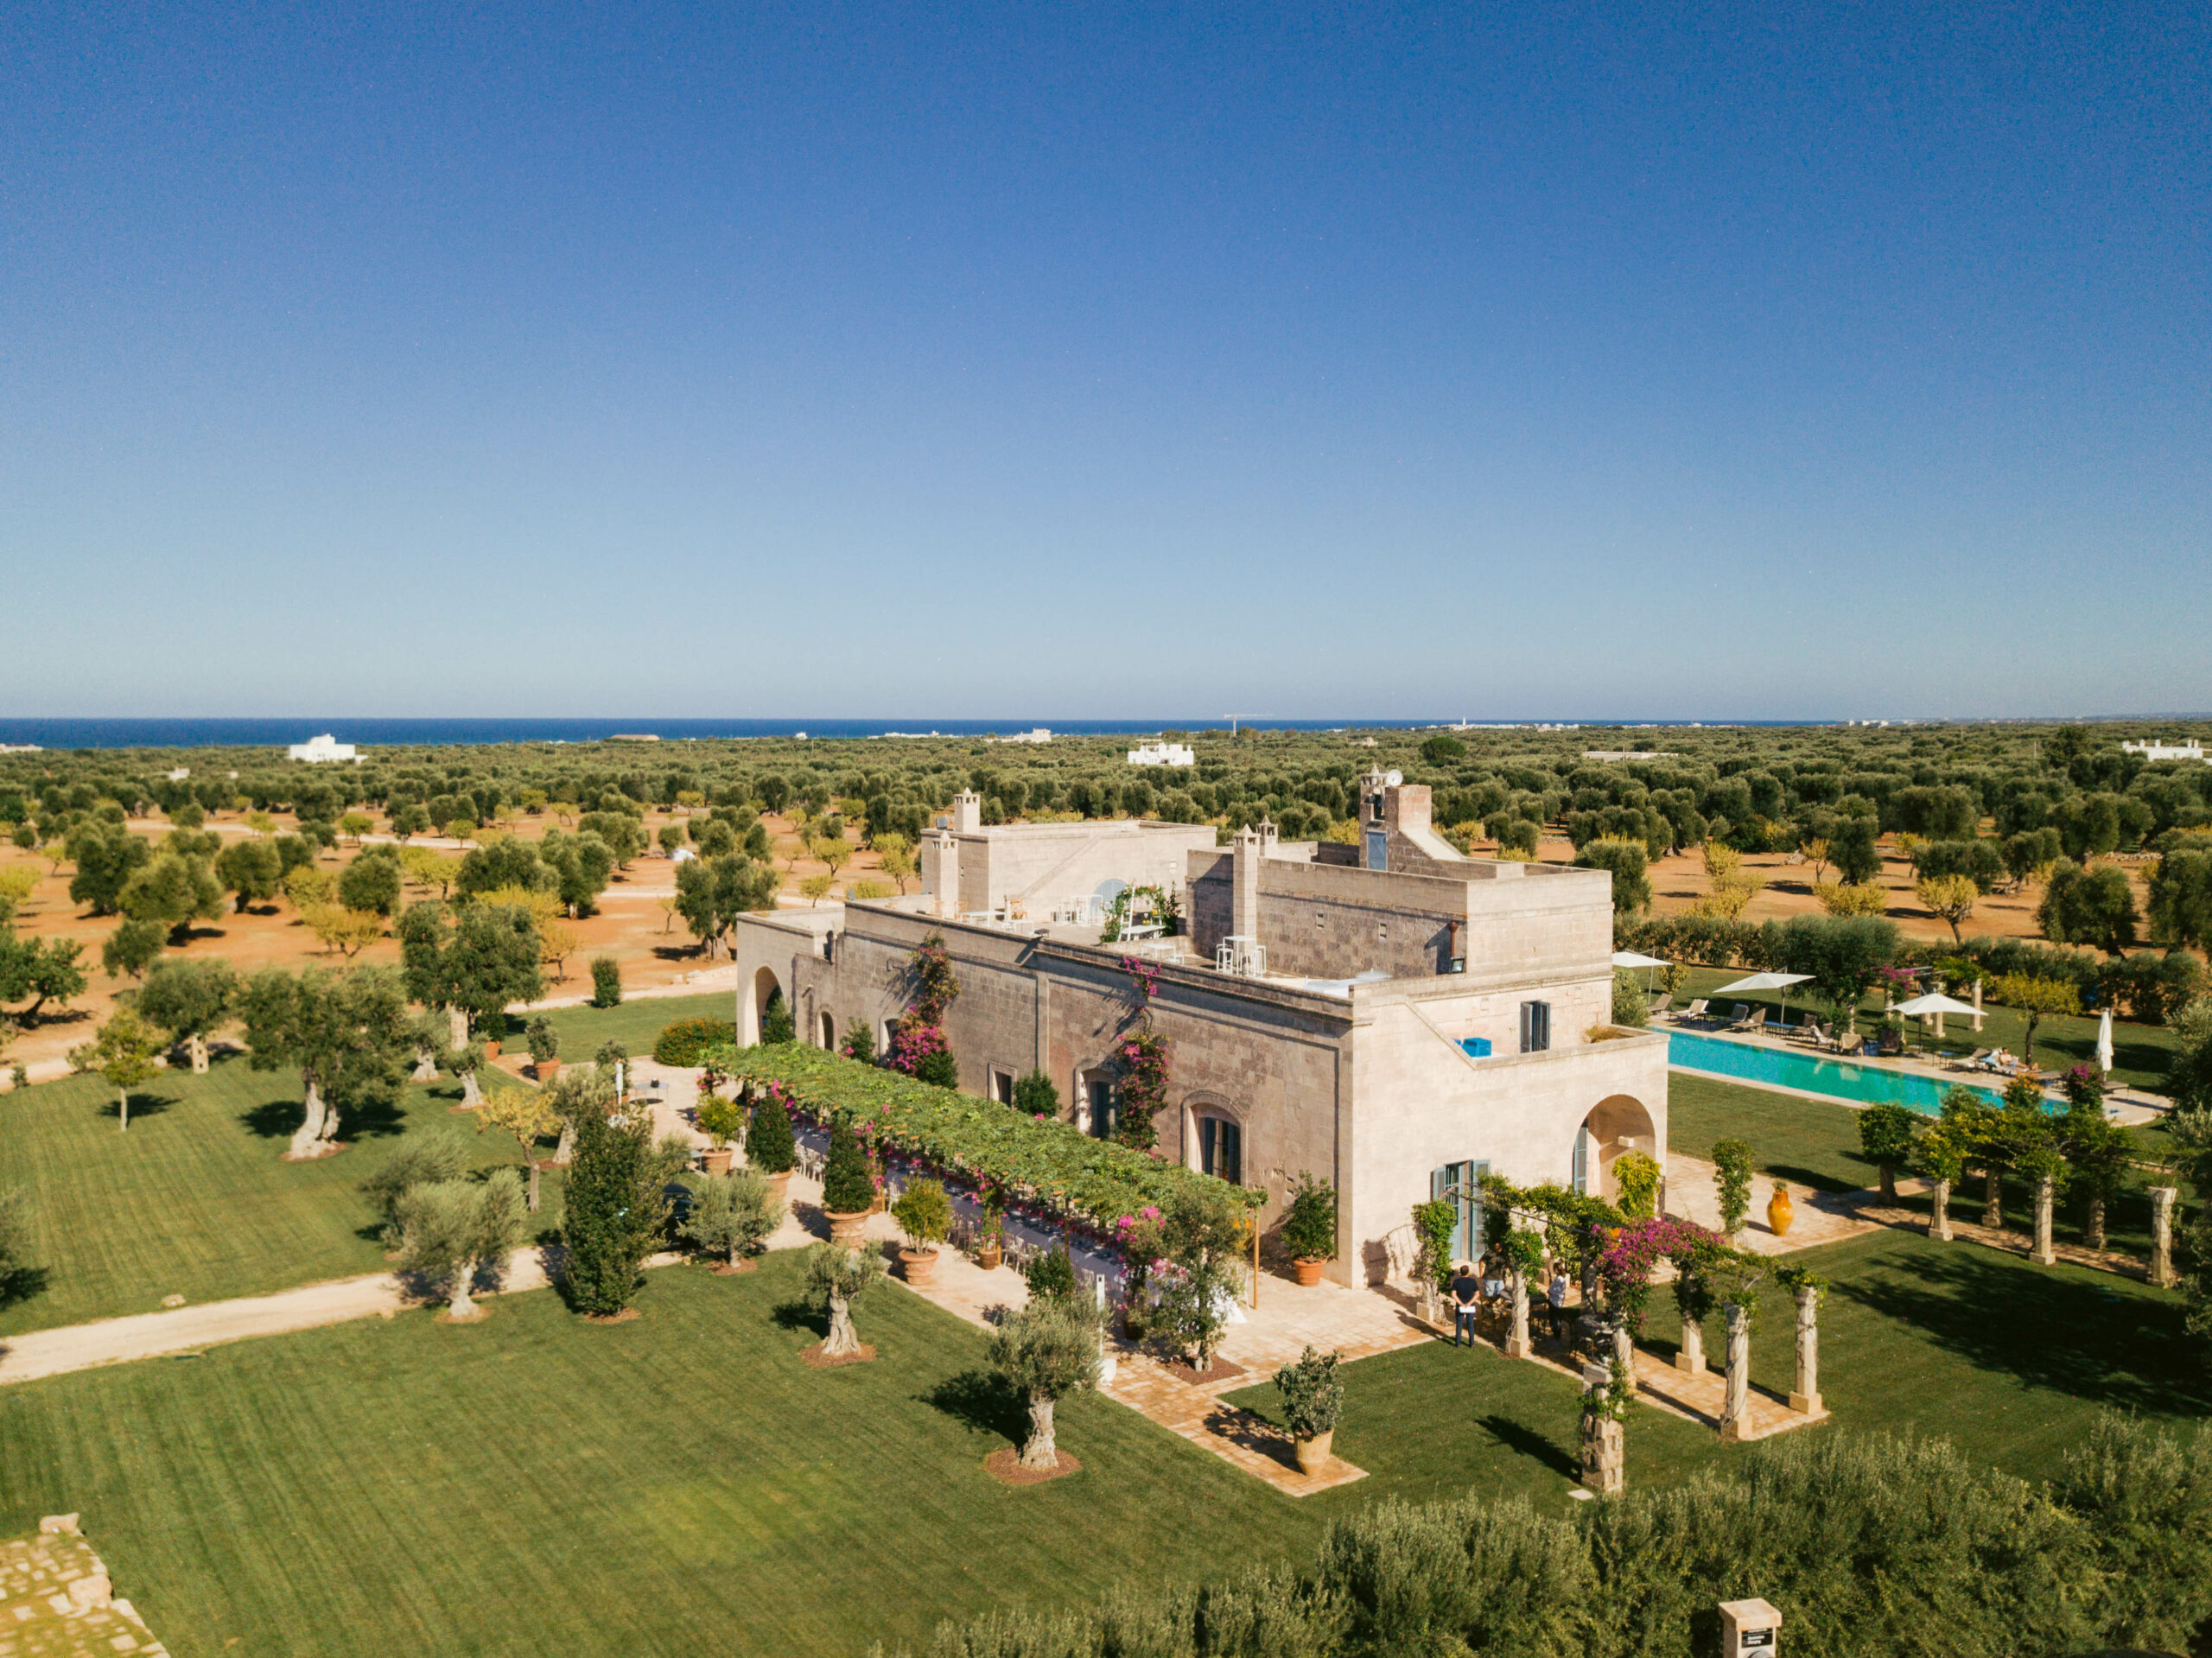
<box><xmin>1449</xmin><ymin>1261</ymin><xmax>1482</xmax><ymax>1347</ymax></box>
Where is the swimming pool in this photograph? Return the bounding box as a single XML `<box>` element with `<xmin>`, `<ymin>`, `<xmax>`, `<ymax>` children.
<box><xmin>1667</xmin><ymin>1030</ymin><xmax>2006</xmax><ymax>1115</ymax></box>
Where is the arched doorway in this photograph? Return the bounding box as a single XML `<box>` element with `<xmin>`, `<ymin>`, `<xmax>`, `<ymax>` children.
<box><xmin>1573</xmin><ymin>1094</ymin><xmax>1657</xmax><ymax>1203</ymax></box>
<box><xmin>743</xmin><ymin>966</ymin><xmax>785</xmax><ymax>1047</ymax></box>
<box><xmin>818</xmin><ymin>1011</ymin><xmax>836</xmax><ymax>1050</ymax></box>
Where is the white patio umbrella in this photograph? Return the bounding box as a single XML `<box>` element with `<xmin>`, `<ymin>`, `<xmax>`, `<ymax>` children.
<box><xmin>1711</xmin><ymin>970</ymin><xmax>1814</xmax><ymax>1027</ymax></box>
<box><xmin>1891</xmin><ymin>991</ymin><xmax>1980</xmax><ymax>1039</ymax></box>
<box><xmin>1611</xmin><ymin>950</ymin><xmax>1672</xmax><ymax>994</ymax></box>
<box><xmin>2096</xmin><ymin>1007</ymin><xmax>2114</xmax><ymax>1075</ymax></box>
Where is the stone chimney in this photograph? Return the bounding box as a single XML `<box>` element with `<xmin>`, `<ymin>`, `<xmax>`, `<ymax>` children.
<box><xmin>950</xmin><ymin>791</ymin><xmax>982</xmax><ymax>834</ymax></box>
<box><xmin>1231</xmin><ymin>823</ymin><xmax>1262</xmax><ymax>942</ymax></box>
<box><xmin>929</xmin><ymin>830</ymin><xmax>961</xmax><ymax>918</ymax></box>
<box><xmin>1257</xmin><ymin>816</ymin><xmax>1280</xmax><ymax>856</ymax></box>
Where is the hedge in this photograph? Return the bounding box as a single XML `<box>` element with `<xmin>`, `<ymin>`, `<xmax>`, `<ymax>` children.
<box><xmin>654</xmin><ymin>1016</ymin><xmax>736</xmax><ymax>1066</ymax></box>
<box><xmin>709</xmin><ymin>1044</ymin><xmax>1262</xmax><ymax>1232</ymax></box>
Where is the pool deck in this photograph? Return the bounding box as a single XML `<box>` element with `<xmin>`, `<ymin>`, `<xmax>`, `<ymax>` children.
<box><xmin>1665</xmin><ymin>1020</ymin><xmax>2169</xmax><ymax>1127</ymax></box>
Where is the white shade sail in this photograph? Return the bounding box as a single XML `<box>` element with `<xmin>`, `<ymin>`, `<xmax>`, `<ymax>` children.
<box><xmin>1891</xmin><ymin>993</ymin><xmax>1981</xmax><ymax>1019</ymax></box>
<box><xmin>1710</xmin><ymin>972</ymin><xmax>1813</xmax><ymax>995</ymax></box>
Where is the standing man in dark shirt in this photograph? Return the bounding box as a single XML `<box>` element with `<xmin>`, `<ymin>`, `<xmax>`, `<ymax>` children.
<box><xmin>1450</xmin><ymin>1261</ymin><xmax>1482</xmax><ymax>1346</ymax></box>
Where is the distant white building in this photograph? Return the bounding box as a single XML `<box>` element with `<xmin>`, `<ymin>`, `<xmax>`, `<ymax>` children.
<box><xmin>989</xmin><ymin>728</ymin><xmax>1052</xmax><ymax>746</ymax></box>
<box><xmin>287</xmin><ymin>734</ymin><xmax>361</xmax><ymax>765</ymax></box>
<box><xmin>2123</xmin><ymin>738</ymin><xmax>2208</xmax><ymax>764</ymax></box>
<box><xmin>1128</xmin><ymin>741</ymin><xmax>1196</xmax><ymax>767</ymax></box>
<box><xmin>0</xmin><ymin>743</ymin><xmax>41</xmax><ymax>755</ymax></box>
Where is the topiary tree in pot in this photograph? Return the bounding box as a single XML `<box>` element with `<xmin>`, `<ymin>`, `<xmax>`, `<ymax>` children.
<box><xmin>525</xmin><ymin>1014</ymin><xmax>560</xmax><ymax>1081</ymax></box>
<box><xmin>987</xmin><ymin>1298</ymin><xmax>1102</xmax><ymax>1472</ymax></box>
<box><xmin>1272</xmin><ymin>1344</ymin><xmax>1344</xmax><ymax>1475</ymax></box>
<box><xmin>891</xmin><ymin>1177</ymin><xmax>952</xmax><ymax>1285</ymax></box>
<box><xmin>1281</xmin><ymin>1172</ymin><xmax>1338</xmax><ymax>1286</ymax></box>
<box><xmin>803</xmin><ymin>1241</ymin><xmax>886</xmax><ymax>1360</ymax></box>
<box><xmin>745</xmin><ymin>1088</ymin><xmax>797</xmax><ymax>1200</ymax></box>
<box><xmin>821</xmin><ymin>1119</ymin><xmax>874</xmax><ymax>1243</ymax></box>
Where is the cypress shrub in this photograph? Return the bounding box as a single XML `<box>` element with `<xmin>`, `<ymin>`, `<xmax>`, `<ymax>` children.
<box><xmin>588</xmin><ymin>955</ymin><xmax>622</xmax><ymax>1008</ymax></box>
<box><xmin>562</xmin><ymin>1104</ymin><xmax>667</xmax><ymax>1317</ymax></box>
<box><xmin>747</xmin><ymin>1090</ymin><xmax>796</xmax><ymax>1175</ymax></box>
<box><xmin>821</xmin><ymin>1120</ymin><xmax>874</xmax><ymax>1214</ymax></box>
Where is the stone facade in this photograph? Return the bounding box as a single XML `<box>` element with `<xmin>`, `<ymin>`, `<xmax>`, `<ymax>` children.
<box><xmin>916</xmin><ymin>793</ymin><xmax>1217</xmax><ymax>920</ymax></box>
<box><xmin>731</xmin><ymin>780</ymin><xmax>1668</xmax><ymax>1290</ymax></box>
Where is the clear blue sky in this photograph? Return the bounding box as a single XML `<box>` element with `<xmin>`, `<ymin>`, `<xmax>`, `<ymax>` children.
<box><xmin>3</xmin><ymin>3</ymin><xmax>2207</xmax><ymax>721</ymax></box>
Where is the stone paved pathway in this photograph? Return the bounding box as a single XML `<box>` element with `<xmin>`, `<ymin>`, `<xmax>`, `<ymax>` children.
<box><xmin>0</xmin><ymin>1516</ymin><xmax>168</xmax><ymax>1657</ymax></box>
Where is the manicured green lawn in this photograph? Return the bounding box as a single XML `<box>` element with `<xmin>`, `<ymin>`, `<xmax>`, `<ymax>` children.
<box><xmin>1668</xmin><ymin>1073</ymin><xmax>2176</xmax><ymax>1258</ymax></box>
<box><xmin>0</xmin><ymin>1255</ymin><xmax>1331</xmax><ymax>1658</ymax></box>
<box><xmin>498</xmin><ymin>989</ymin><xmax>733</xmax><ymax>1060</ymax></box>
<box><xmin>0</xmin><ymin>1061</ymin><xmax>557</xmax><ymax>1338</ymax></box>
<box><xmin>1230</xmin><ymin>1224</ymin><xmax>2209</xmax><ymax>1506</ymax></box>
<box><xmin>1675</xmin><ymin>964</ymin><xmax>2180</xmax><ymax>1089</ymax></box>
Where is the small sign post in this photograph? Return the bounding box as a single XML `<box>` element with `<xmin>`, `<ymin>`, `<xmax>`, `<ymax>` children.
<box><xmin>1719</xmin><ymin>1598</ymin><xmax>1780</xmax><ymax>1655</ymax></box>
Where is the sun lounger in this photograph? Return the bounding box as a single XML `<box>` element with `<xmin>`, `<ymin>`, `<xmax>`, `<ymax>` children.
<box><xmin>1834</xmin><ymin>1032</ymin><xmax>1865</xmax><ymax>1056</ymax></box>
<box><xmin>1951</xmin><ymin>1049</ymin><xmax>1993</xmax><ymax>1071</ymax></box>
<box><xmin>1726</xmin><ymin>1002</ymin><xmax>1752</xmax><ymax>1027</ymax></box>
<box><xmin>1680</xmin><ymin>998</ymin><xmax>1709</xmax><ymax>1022</ymax></box>
<box><xmin>1646</xmin><ymin>992</ymin><xmax>1673</xmax><ymax>1017</ymax></box>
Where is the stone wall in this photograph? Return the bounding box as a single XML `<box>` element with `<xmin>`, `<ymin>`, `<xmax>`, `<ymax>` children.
<box><xmin>918</xmin><ymin>820</ymin><xmax>1217</xmax><ymax>916</ymax></box>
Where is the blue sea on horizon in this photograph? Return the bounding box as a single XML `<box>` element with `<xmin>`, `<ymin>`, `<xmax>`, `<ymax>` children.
<box><xmin>0</xmin><ymin>715</ymin><xmax>1821</xmax><ymax>752</ymax></box>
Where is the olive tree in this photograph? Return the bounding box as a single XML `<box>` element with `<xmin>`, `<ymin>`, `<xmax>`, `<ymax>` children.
<box><xmin>239</xmin><ymin>965</ymin><xmax>414</xmax><ymax>1159</ymax></box>
<box><xmin>804</xmin><ymin>1241</ymin><xmax>887</xmax><ymax>1356</ymax></box>
<box><xmin>119</xmin><ymin>852</ymin><xmax>225</xmax><ymax>943</ymax></box>
<box><xmin>475</xmin><ymin>1083</ymin><xmax>557</xmax><ymax>1210</ymax></box>
<box><xmin>679</xmin><ymin>1167</ymin><xmax>785</xmax><ymax>1267</ymax></box>
<box><xmin>396</xmin><ymin>1168</ymin><xmax>528</xmax><ymax>1320</ymax></box>
<box><xmin>136</xmin><ymin>956</ymin><xmax>238</xmax><ymax>1072</ymax></box>
<box><xmin>988</xmin><ymin>1298</ymin><xmax>1103</xmax><ymax>1470</ymax></box>
<box><xmin>215</xmin><ymin>838</ymin><xmax>284</xmax><ymax>912</ymax></box>
<box><xmin>69</xmin><ymin>1006</ymin><xmax>159</xmax><ymax>1131</ymax></box>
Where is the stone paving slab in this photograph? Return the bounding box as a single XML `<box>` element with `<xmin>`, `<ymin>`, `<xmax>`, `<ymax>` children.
<box><xmin>0</xmin><ymin>1518</ymin><xmax>169</xmax><ymax>1658</ymax></box>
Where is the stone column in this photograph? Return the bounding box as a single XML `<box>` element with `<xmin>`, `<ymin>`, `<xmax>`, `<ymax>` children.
<box><xmin>1789</xmin><ymin>1285</ymin><xmax>1821</xmax><ymax>1415</ymax></box>
<box><xmin>1580</xmin><ymin>1363</ymin><xmax>1624</xmax><ymax>1496</ymax></box>
<box><xmin>1929</xmin><ymin>1176</ymin><xmax>1954</xmax><ymax>1242</ymax></box>
<box><xmin>1719</xmin><ymin>1303</ymin><xmax>1751</xmax><ymax>1444</ymax></box>
<box><xmin>2032</xmin><ymin>1174</ymin><xmax>2056</xmax><ymax>1266</ymax></box>
<box><xmin>1972</xmin><ymin>977</ymin><xmax>1985</xmax><ymax>1032</ymax></box>
<box><xmin>2151</xmin><ymin>1187</ymin><xmax>2178</xmax><ymax>1288</ymax></box>
<box><xmin>1506</xmin><ymin>1269</ymin><xmax>1533</xmax><ymax>1359</ymax></box>
<box><xmin>1982</xmin><ymin>1165</ymin><xmax>2004</xmax><ymax>1229</ymax></box>
<box><xmin>1675</xmin><ymin>1315</ymin><xmax>1706</xmax><ymax>1376</ymax></box>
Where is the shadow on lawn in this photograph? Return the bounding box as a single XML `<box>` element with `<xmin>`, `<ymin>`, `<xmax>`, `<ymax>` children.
<box><xmin>1835</xmin><ymin>1247</ymin><xmax>2212</xmax><ymax>1416</ymax></box>
<box><xmin>922</xmin><ymin>1369</ymin><xmax>1028</xmax><ymax>1443</ymax></box>
<box><xmin>772</xmin><ymin>1299</ymin><xmax>826</xmax><ymax>1339</ymax></box>
<box><xmin>1475</xmin><ymin>1413</ymin><xmax>1579</xmax><ymax>1478</ymax></box>
<box><xmin>102</xmin><ymin>1090</ymin><xmax>179</xmax><ymax>1124</ymax></box>
<box><xmin>239</xmin><ymin>1094</ymin><xmax>410</xmax><ymax>1140</ymax></box>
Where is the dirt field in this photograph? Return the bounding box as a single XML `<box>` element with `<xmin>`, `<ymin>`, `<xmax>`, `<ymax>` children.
<box><xmin>0</xmin><ymin>807</ymin><xmax>899</xmax><ymax>1076</ymax></box>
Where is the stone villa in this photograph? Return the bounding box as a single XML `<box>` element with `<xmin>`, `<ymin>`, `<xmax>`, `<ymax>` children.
<box><xmin>729</xmin><ymin>772</ymin><xmax>1668</xmax><ymax>1287</ymax></box>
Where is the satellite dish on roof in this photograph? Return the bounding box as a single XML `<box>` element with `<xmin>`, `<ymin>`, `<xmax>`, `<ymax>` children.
<box><xmin>1384</xmin><ymin>770</ymin><xmax>1402</xmax><ymax>787</ymax></box>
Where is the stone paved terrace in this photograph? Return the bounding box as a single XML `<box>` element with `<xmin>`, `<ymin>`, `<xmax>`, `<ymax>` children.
<box><xmin>0</xmin><ymin>1516</ymin><xmax>170</xmax><ymax>1658</ymax></box>
<box><xmin>1663</xmin><ymin>1153</ymin><xmax>1886</xmax><ymax>1255</ymax></box>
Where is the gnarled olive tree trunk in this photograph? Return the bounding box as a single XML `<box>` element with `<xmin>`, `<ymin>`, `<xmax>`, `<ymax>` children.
<box><xmin>448</xmin><ymin>1259</ymin><xmax>480</xmax><ymax>1321</ymax></box>
<box><xmin>823</xmin><ymin>1287</ymin><xmax>861</xmax><ymax>1356</ymax></box>
<box><xmin>1020</xmin><ymin>1394</ymin><xmax>1058</xmax><ymax>1470</ymax></box>
<box><xmin>288</xmin><ymin>1077</ymin><xmax>338</xmax><ymax>1159</ymax></box>
<box><xmin>460</xmin><ymin>1067</ymin><xmax>484</xmax><ymax>1107</ymax></box>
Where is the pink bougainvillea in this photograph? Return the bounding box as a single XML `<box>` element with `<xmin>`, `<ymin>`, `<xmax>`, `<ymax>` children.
<box><xmin>1114</xmin><ymin>1028</ymin><xmax>1170</xmax><ymax>1152</ymax></box>
<box><xmin>1598</xmin><ymin>1217</ymin><xmax>1724</xmax><ymax>1332</ymax></box>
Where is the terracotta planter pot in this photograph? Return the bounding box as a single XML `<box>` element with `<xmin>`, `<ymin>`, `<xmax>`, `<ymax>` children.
<box><xmin>1294</xmin><ymin>1429</ymin><xmax>1334</xmax><ymax>1476</ymax></box>
<box><xmin>702</xmin><ymin>1145</ymin><xmax>734</xmax><ymax>1173</ymax></box>
<box><xmin>483</xmin><ymin>1039</ymin><xmax>502</xmax><ymax>1059</ymax></box>
<box><xmin>534</xmin><ymin>1058</ymin><xmax>561</xmax><ymax>1083</ymax></box>
<box><xmin>765</xmin><ymin>1170</ymin><xmax>792</xmax><ymax>1204</ymax></box>
<box><xmin>1292</xmin><ymin>1257</ymin><xmax>1327</xmax><ymax>1287</ymax></box>
<box><xmin>899</xmin><ymin>1247</ymin><xmax>940</xmax><ymax>1286</ymax></box>
<box><xmin>1767</xmin><ymin>1187</ymin><xmax>1795</xmax><ymax>1237</ymax></box>
<box><xmin>827</xmin><ymin>1209</ymin><xmax>871</xmax><ymax>1246</ymax></box>
<box><xmin>976</xmin><ymin>1240</ymin><xmax>1003</xmax><ymax>1271</ymax></box>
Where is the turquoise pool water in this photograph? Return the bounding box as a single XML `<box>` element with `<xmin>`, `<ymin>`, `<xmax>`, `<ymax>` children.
<box><xmin>1668</xmin><ymin>1030</ymin><xmax>2006</xmax><ymax>1115</ymax></box>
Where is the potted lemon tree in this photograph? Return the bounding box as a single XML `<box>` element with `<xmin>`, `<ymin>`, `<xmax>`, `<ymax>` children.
<box><xmin>525</xmin><ymin>1016</ymin><xmax>561</xmax><ymax>1082</ymax></box>
<box><xmin>892</xmin><ymin>1178</ymin><xmax>952</xmax><ymax>1286</ymax></box>
<box><xmin>1274</xmin><ymin>1344</ymin><xmax>1344</xmax><ymax>1475</ymax></box>
<box><xmin>1281</xmin><ymin>1171</ymin><xmax>1338</xmax><ymax>1286</ymax></box>
<box><xmin>695</xmin><ymin>1091</ymin><xmax>746</xmax><ymax>1173</ymax></box>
